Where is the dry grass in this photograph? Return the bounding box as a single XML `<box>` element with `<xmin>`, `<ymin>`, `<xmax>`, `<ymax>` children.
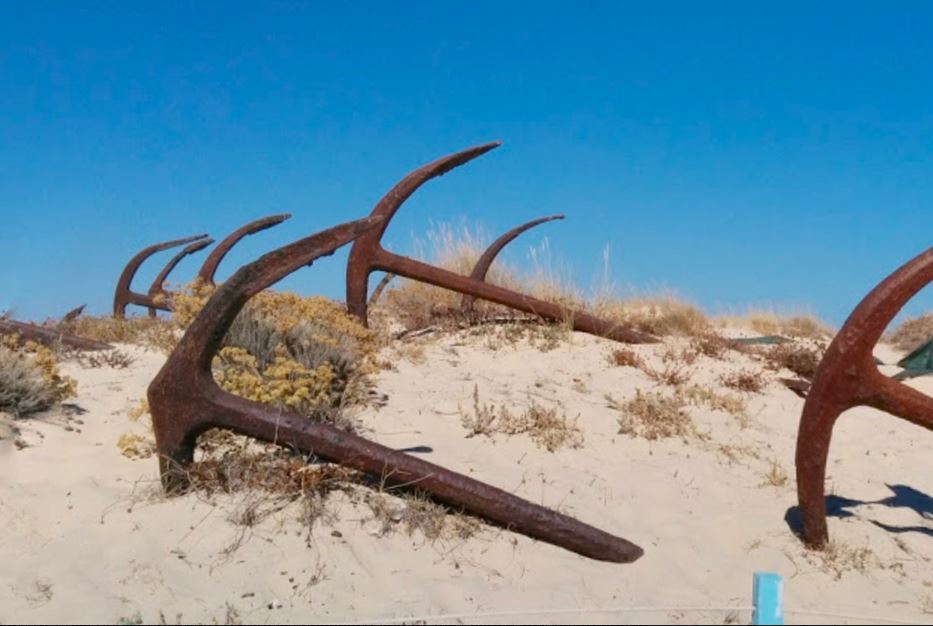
<box><xmin>0</xmin><ymin>340</ymin><xmax>77</xmax><ymax>416</ymax></box>
<box><xmin>645</xmin><ymin>360</ymin><xmax>694</xmax><ymax>386</ymax></box>
<box><xmin>378</xmin><ymin>221</ymin><xmax>528</xmax><ymax>330</ymax></box>
<box><xmin>886</xmin><ymin>313</ymin><xmax>933</xmax><ymax>352</ymax></box>
<box><xmin>180</xmin><ymin>434</ymin><xmax>363</xmax><ymax>537</ymax></box>
<box><xmin>187</xmin><ymin>442</ymin><xmax>359</xmax><ymax>498</ymax></box>
<box><xmin>364</xmin><ymin>490</ymin><xmax>481</xmax><ymax>542</ymax></box>
<box><xmin>373</xmin><ymin>223</ymin><xmax>728</xmax><ymax>347</ymax></box>
<box><xmin>161</xmin><ymin>428</ymin><xmax>481</xmax><ymax>545</ymax></box>
<box><xmin>65</xmin><ymin>315</ymin><xmax>178</xmax><ymax>352</ymax></box>
<box><xmin>460</xmin><ymin>385</ymin><xmax>499</xmax><ymax>438</ymax></box>
<box><xmin>719</xmin><ymin>369</ymin><xmax>766</xmax><ymax>393</ymax></box>
<box><xmin>459</xmin><ymin>385</ymin><xmax>583</xmax><ymax>451</ymax></box>
<box><xmin>690</xmin><ymin>333</ymin><xmax>733</xmax><ymax>359</ymax></box>
<box><xmin>472</xmin><ymin>319</ymin><xmax>570</xmax><ymax>353</ymax></box>
<box><xmin>608</xmin><ymin>390</ymin><xmax>702</xmax><ymax>441</ymax></box>
<box><xmin>378</xmin><ymin>222</ymin><xmax>584</xmax><ymax>347</ymax></box>
<box><xmin>116</xmin><ymin>433</ymin><xmax>155</xmax><ymax>459</ymax></box>
<box><xmin>681</xmin><ymin>385</ymin><xmax>749</xmax><ymax>428</ymax></box>
<box><xmin>807</xmin><ymin>540</ymin><xmax>881</xmax><ymax>580</ymax></box>
<box><xmin>595</xmin><ymin>296</ymin><xmax>711</xmax><ymax>338</ymax></box>
<box><xmin>760</xmin><ymin>459</ymin><xmax>789</xmax><ymax>487</ymax></box>
<box><xmin>643</xmin><ymin>344</ymin><xmax>698</xmax><ymax>387</ymax></box>
<box><xmin>608</xmin><ymin>347</ymin><xmax>644</xmax><ymax>369</ymax></box>
<box><xmin>718</xmin><ymin>310</ymin><xmax>832</xmax><ymax>339</ymax></box>
<box><xmin>73</xmin><ymin>349</ymin><xmax>134</xmax><ymax>369</ymax></box>
<box><xmin>763</xmin><ymin>342</ymin><xmax>824</xmax><ymax>380</ymax></box>
<box><xmin>0</xmin><ymin>346</ymin><xmax>66</xmax><ymax>416</ymax></box>
<box><xmin>716</xmin><ymin>442</ymin><xmax>762</xmax><ymax>464</ymax></box>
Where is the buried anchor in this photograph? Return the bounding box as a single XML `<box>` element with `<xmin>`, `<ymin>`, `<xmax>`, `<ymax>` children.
<box><xmin>148</xmin><ymin>215</ymin><xmax>644</xmax><ymax>563</ymax></box>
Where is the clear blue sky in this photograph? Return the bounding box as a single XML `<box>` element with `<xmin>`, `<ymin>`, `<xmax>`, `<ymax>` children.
<box><xmin>2</xmin><ymin>2</ymin><xmax>932</xmax><ymax>325</ymax></box>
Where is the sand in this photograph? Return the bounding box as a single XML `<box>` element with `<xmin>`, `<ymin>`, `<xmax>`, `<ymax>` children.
<box><xmin>2</xmin><ymin>330</ymin><xmax>933</xmax><ymax>625</ymax></box>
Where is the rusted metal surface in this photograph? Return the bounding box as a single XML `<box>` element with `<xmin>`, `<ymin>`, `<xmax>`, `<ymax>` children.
<box><xmin>113</xmin><ymin>234</ymin><xmax>209</xmax><ymax>318</ymax></box>
<box><xmin>145</xmin><ymin>238</ymin><xmax>215</xmax><ymax>318</ymax></box>
<box><xmin>780</xmin><ymin>377</ymin><xmax>810</xmax><ymax>398</ymax></box>
<box><xmin>149</xmin><ymin>215</ymin><xmax>644</xmax><ymax>563</ymax></box>
<box><xmin>367</xmin><ymin>272</ymin><xmax>396</xmax><ymax>307</ymax></box>
<box><xmin>346</xmin><ymin>143</ymin><xmax>657</xmax><ymax>344</ymax></box>
<box><xmin>0</xmin><ymin>318</ymin><xmax>113</xmax><ymax>351</ymax></box>
<box><xmin>197</xmin><ymin>214</ymin><xmax>291</xmax><ymax>286</ymax></box>
<box><xmin>460</xmin><ymin>214</ymin><xmax>565</xmax><ymax>316</ymax></box>
<box><xmin>796</xmin><ymin>246</ymin><xmax>933</xmax><ymax>548</ymax></box>
<box><xmin>61</xmin><ymin>305</ymin><xmax>86</xmax><ymax>323</ymax></box>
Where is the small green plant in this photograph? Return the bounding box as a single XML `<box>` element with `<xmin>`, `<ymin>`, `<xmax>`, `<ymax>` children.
<box><xmin>116</xmin><ymin>612</ymin><xmax>143</xmax><ymax>626</ymax></box>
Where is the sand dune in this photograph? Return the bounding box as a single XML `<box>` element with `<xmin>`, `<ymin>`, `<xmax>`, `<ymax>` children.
<box><xmin>2</xmin><ymin>329</ymin><xmax>933</xmax><ymax>625</ymax></box>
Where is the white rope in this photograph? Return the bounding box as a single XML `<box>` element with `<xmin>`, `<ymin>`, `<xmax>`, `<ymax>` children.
<box><xmin>325</xmin><ymin>605</ymin><xmax>755</xmax><ymax>625</ymax></box>
<box><xmin>785</xmin><ymin>608</ymin><xmax>932</xmax><ymax>625</ymax></box>
<box><xmin>325</xmin><ymin>604</ymin><xmax>933</xmax><ymax>625</ymax></box>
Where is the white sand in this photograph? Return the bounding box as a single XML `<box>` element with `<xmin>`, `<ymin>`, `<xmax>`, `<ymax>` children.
<box><xmin>2</xmin><ymin>332</ymin><xmax>933</xmax><ymax>625</ymax></box>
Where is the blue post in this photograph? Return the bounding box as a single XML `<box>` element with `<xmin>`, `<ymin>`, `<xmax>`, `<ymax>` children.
<box><xmin>752</xmin><ymin>572</ymin><xmax>784</xmax><ymax>625</ymax></box>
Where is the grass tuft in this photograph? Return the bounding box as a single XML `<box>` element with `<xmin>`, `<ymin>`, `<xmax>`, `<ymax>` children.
<box><xmin>886</xmin><ymin>313</ymin><xmax>933</xmax><ymax>353</ymax></box>
<box><xmin>459</xmin><ymin>385</ymin><xmax>583</xmax><ymax>451</ymax></box>
<box><xmin>608</xmin><ymin>390</ymin><xmax>701</xmax><ymax>441</ymax></box>
<box><xmin>0</xmin><ymin>339</ymin><xmax>76</xmax><ymax>416</ymax></box>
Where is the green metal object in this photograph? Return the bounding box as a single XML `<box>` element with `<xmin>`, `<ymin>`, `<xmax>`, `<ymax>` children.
<box><xmin>732</xmin><ymin>335</ymin><xmax>791</xmax><ymax>346</ymax></box>
<box><xmin>893</xmin><ymin>337</ymin><xmax>933</xmax><ymax>380</ymax></box>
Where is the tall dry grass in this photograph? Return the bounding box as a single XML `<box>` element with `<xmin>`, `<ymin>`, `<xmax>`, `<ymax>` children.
<box><xmin>716</xmin><ymin>307</ymin><xmax>833</xmax><ymax>339</ymax></box>
<box><xmin>886</xmin><ymin>313</ymin><xmax>933</xmax><ymax>352</ymax></box>
<box><xmin>377</xmin><ymin>220</ymin><xmax>842</xmax><ymax>347</ymax></box>
<box><xmin>379</xmin><ymin>221</ymin><xmax>717</xmax><ymax>339</ymax></box>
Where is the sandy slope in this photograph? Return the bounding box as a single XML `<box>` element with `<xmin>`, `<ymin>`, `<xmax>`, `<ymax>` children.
<box><xmin>2</xmin><ymin>331</ymin><xmax>933</xmax><ymax>625</ymax></box>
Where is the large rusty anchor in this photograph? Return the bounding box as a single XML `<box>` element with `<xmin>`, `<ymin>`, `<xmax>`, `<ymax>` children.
<box><xmin>795</xmin><ymin>245</ymin><xmax>933</xmax><ymax>548</ymax></box>
<box><xmin>148</xmin><ymin>215</ymin><xmax>644</xmax><ymax>563</ymax></box>
<box><xmin>197</xmin><ymin>213</ymin><xmax>291</xmax><ymax>286</ymax></box>
<box><xmin>113</xmin><ymin>234</ymin><xmax>210</xmax><ymax>318</ymax></box>
<box><xmin>114</xmin><ymin>215</ymin><xmax>291</xmax><ymax>319</ymax></box>
<box><xmin>346</xmin><ymin>142</ymin><xmax>657</xmax><ymax>344</ymax></box>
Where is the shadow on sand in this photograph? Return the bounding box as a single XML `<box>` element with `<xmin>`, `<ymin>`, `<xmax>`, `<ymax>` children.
<box><xmin>785</xmin><ymin>483</ymin><xmax>933</xmax><ymax>539</ymax></box>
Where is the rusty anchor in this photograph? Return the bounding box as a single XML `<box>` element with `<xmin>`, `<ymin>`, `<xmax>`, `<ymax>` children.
<box><xmin>148</xmin><ymin>215</ymin><xmax>644</xmax><ymax>564</ymax></box>
<box><xmin>795</xmin><ymin>245</ymin><xmax>933</xmax><ymax>548</ymax></box>
<box><xmin>346</xmin><ymin>142</ymin><xmax>657</xmax><ymax>344</ymax></box>
<box><xmin>0</xmin><ymin>318</ymin><xmax>113</xmax><ymax>351</ymax></box>
<box><xmin>61</xmin><ymin>305</ymin><xmax>86</xmax><ymax>324</ymax></box>
<box><xmin>366</xmin><ymin>214</ymin><xmax>564</xmax><ymax>318</ymax></box>
<box><xmin>459</xmin><ymin>214</ymin><xmax>565</xmax><ymax>317</ymax></box>
<box><xmin>197</xmin><ymin>213</ymin><xmax>292</xmax><ymax>286</ymax></box>
<box><xmin>145</xmin><ymin>238</ymin><xmax>216</xmax><ymax>318</ymax></box>
<box><xmin>113</xmin><ymin>234</ymin><xmax>210</xmax><ymax>318</ymax></box>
